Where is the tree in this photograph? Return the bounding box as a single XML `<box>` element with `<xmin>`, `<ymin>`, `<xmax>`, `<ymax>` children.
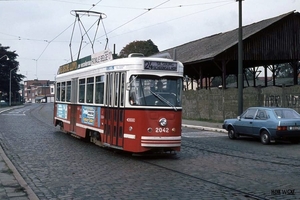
<box><xmin>0</xmin><ymin>44</ymin><xmax>25</xmax><ymax>102</ymax></box>
<box><xmin>275</xmin><ymin>63</ymin><xmax>293</xmax><ymax>78</ymax></box>
<box><xmin>119</xmin><ymin>39</ymin><xmax>159</xmax><ymax>58</ymax></box>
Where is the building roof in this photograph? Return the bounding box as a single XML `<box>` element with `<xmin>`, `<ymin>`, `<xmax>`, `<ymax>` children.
<box><xmin>158</xmin><ymin>11</ymin><xmax>300</xmax><ymax>81</ymax></box>
<box><xmin>161</xmin><ymin>11</ymin><xmax>294</xmax><ymax>64</ymax></box>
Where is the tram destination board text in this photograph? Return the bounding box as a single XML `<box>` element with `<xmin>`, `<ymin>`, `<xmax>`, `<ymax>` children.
<box><xmin>144</xmin><ymin>61</ymin><xmax>177</xmax><ymax>71</ymax></box>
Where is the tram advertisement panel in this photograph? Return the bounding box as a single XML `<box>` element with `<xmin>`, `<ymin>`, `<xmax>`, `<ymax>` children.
<box><xmin>57</xmin><ymin>104</ymin><xmax>68</xmax><ymax>119</ymax></box>
<box><xmin>81</xmin><ymin>106</ymin><xmax>101</xmax><ymax>126</ymax></box>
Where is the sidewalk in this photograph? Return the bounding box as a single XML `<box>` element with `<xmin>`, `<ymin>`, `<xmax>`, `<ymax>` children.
<box><xmin>0</xmin><ymin>106</ymin><xmax>38</xmax><ymax>200</ymax></box>
<box><xmin>0</xmin><ymin>105</ymin><xmax>226</xmax><ymax>200</ymax></box>
<box><xmin>182</xmin><ymin>119</ymin><xmax>227</xmax><ymax>133</ymax></box>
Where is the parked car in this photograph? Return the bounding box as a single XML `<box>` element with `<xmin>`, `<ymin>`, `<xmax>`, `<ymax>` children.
<box><xmin>0</xmin><ymin>100</ymin><xmax>8</xmax><ymax>106</ymax></box>
<box><xmin>222</xmin><ymin>107</ymin><xmax>300</xmax><ymax>144</ymax></box>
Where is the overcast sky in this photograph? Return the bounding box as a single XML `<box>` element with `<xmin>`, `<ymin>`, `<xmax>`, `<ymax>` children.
<box><xmin>1</xmin><ymin>0</ymin><xmax>299</xmax><ymax>81</ymax></box>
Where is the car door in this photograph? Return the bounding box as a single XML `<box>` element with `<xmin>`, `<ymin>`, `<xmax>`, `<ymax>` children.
<box><xmin>252</xmin><ymin>109</ymin><xmax>268</xmax><ymax>136</ymax></box>
<box><xmin>234</xmin><ymin>108</ymin><xmax>257</xmax><ymax>135</ymax></box>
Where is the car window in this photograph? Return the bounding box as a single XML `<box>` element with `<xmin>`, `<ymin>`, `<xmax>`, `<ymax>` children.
<box><xmin>242</xmin><ymin>109</ymin><xmax>257</xmax><ymax>119</ymax></box>
<box><xmin>274</xmin><ymin>109</ymin><xmax>300</xmax><ymax>119</ymax></box>
<box><xmin>255</xmin><ymin>109</ymin><xmax>268</xmax><ymax>120</ymax></box>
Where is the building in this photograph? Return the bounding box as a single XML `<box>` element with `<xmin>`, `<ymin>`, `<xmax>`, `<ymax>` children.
<box><xmin>24</xmin><ymin>79</ymin><xmax>55</xmax><ymax>103</ymax></box>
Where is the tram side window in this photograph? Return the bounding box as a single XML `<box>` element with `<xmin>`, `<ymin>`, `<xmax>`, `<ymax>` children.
<box><xmin>79</xmin><ymin>78</ymin><xmax>85</xmax><ymax>103</ymax></box>
<box><xmin>66</xmin><ymin>81</ymin><xmax>71</xmax><ymax>102</ymax></box>
<box><xmin>114</xmin><ymin>73</ymin><xmax>119</xmax><ymax>106</ymax></box>
<box><xmin>95</xmin><ymin>76</ymin><xmax>104</xmax><ymax>104</ymax></box>
<box><xmin>61</xmin><ymin>82</ymin><xmax>66</xmax><ymax>101</ymax></box>
<box><xmin>87</xmin><ymin>77</ymin><xmax>94</xmax><ymax>103</ymax></box>
<box><xmin>56</xmin><ymin>82</ymin><xmax>61</xmax><ymax>101</ymax></box>
<box><xmin>120</xmin><ymin>73</ymin><xmax>125</xmax><ymax>107</ymax></box>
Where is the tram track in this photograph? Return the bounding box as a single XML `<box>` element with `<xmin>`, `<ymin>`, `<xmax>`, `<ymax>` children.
<box><xmin>138</xmin><ymin>157</ymin><xmax>266</xmax><ymax>200</ymax></box>
<box><xmin>22</xmin><ymin>104</ymin><xmax>298</xmax><ymax>199</ymax></box>
<box><xmin>27</xmin><ymin>103</ymin><xmax>57</xmax><ymax>128</ymax></box>
<box><xmin>23</xmin><ymin>105</ymin><xmax>265</xmax><ymax>199</ymax></box>
<box><xmin>181</xmin><ymin>140</ymin><xmax>300</xmax><ymax>167</ymax></box>
<box><xmin>24</xmin><ymin>103</ymin><xmax>300</xmax><ymax>169</ymax></box>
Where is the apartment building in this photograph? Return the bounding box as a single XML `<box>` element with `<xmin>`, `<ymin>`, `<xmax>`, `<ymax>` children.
<box><xmin>24</xmin><ymin>79</ymin><xmax>55</xmax><ymax>103</ymax></box>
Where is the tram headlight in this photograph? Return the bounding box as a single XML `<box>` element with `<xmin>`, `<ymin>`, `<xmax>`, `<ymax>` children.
<box><xmin>159</xmin><ymin>118</ymin><xmax>167</xmax><ymax>127</ymax></box>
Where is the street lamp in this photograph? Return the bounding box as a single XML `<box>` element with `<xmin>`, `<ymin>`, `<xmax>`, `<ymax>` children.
<box><xmin>9</xmin><ymin>66</ymin><xmax>18</xmax><ymax>106</ymax></box>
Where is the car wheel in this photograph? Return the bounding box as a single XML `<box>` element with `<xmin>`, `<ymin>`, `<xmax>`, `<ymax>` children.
<box><xmin>228</xmin><ymin>127</ymin><xmax>236</xmax><ymax>140</ymax></box>
<box><xmin>260</xmin><ymin>131</ymin><xmax>270</xmax><ymax>145</ymax></box>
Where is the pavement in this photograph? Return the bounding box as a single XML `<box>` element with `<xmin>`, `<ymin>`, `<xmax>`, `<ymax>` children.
<box><xmin>182</xmin><ymin>119</ymin><xmax>227</xmax><ymax>133</ymax></box>
<box><xmin>0</xmin><ymin>105</ymin><xmax>226</xmax><ymax>200</ymax></box>
<box><xmin>0</xmin><ymin>106</ymin><xmax>39</xmax><ymax>200</ymax></box>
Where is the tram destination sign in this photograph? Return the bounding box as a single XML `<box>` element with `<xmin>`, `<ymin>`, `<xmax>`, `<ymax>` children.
<box><xmin>58</xmin><ymin>50</ymin><xmax>113</xmax><ymax>74</ymax></box>
<box><xmin>144</xmin><ymin>61</ymin><xmax>177</xmax><ymax>71</ymax></box>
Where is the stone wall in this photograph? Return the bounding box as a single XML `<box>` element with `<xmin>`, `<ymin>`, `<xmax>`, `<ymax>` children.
<box><xmin>182</xmin><ymin>85</ymin><xmax>300</xmax><ymax>121</ymax></box>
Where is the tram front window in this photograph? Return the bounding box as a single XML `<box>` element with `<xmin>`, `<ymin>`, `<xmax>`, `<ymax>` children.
<box><xmin>129</xmin><ymin>75</ymin><xmax>182</xmax><ymax>107</ymax></box>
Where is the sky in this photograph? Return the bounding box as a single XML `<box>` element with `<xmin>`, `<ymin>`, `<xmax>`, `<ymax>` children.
<box><xmin>1</xmin><ymin>0</ymin><xmax>299</xmax><ymax>81</ymax></box>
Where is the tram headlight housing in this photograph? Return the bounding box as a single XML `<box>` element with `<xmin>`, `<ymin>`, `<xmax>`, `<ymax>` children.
<box><xmin>159</xmin><ymin>118</ymin><xmax>167</xmax><ymax>127</ymax></box>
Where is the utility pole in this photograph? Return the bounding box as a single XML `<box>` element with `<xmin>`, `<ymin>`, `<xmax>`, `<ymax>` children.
<box><xmin>237</xmin><ymin>0</ymin><xmax>244</xmax><ymax>115</ymax></box>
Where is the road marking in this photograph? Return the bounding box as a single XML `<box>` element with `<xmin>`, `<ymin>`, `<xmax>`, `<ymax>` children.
<box><xmin>1</xmin><ymin>113</ymin><xmax>26</xmax><ymax>116</ymax></box>
<box><xmin>0</xmin><ymin>109</ymin><xmax>29</xmax><ymax>116</ymax></box>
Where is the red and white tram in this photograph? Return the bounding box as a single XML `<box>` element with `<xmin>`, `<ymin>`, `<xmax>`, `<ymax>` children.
<box><xmin>54</xmin><ymin>51</ymin><xmax>184</xmax><ymax>153</ymax></box>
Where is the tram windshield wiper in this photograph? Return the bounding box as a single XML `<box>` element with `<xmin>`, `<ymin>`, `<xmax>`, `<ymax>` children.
<box><xmin>150</xmin><ymin>90</ymin><xmax>177</xmax><ymax>111</ymax></box>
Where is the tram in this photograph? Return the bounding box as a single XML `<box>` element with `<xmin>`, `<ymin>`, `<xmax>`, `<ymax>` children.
<box><xmin>53</xmin><ymin>50</ymin><xmax>184</xmax><ymax>153</ymax></box>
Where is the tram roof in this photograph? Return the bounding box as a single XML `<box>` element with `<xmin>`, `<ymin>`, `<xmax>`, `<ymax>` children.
<box><xmin>56</xmin><ymin>56</ymin><xmax>183</xmax><ymax>80</ymax></box>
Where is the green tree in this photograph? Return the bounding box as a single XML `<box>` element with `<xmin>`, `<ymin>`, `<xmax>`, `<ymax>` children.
<box><xmin>0</xmin><ymin>44</ymin><xmax>25</xmax><ymax>102</ymax></box>
<box><xmin>119</xmin><ymin>39</ymin><xmax>159</xmax><ymax>58</ymax></box>
<box><xmin>276</xmin><ymin>63</ymin><xmax>293</xmax><ymax>78</ymax></box>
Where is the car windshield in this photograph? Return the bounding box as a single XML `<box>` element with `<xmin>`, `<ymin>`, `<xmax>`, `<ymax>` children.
<box><xmin>129</xmin><ymin>75</ymin><xmax>182</xmax><ymax>108</ymax></box>
<box><xmin>274</xmin><ymin>109</ymin><xmax>300</xmax><ymax>119</ymax></box>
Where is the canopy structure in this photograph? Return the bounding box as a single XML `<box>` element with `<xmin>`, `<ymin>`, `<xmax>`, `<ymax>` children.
<box><xmin>159</xmin><ymin>11</ymin><xmax>300</xmax><ymax>89</ymax></box>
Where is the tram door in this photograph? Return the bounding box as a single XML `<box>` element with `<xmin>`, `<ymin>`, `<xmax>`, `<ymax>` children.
<box><xmin>104</xmin><ymin>72</ymin><xmax>125</xmax><ymax>147</ymax></box>
<box><xmin>70</xmin><ymin>78</ymin><xmax>78</xmax><ymax>132</ymax></box>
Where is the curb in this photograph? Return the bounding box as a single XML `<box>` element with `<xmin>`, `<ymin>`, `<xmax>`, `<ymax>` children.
<box><xmin>0</xmin><ymin>145</ymin><xmax>39</xmax><ymax>200</ymax></box>
<box><xmin>0</xmin><ymin>105</ymin><xmax>39</xmax><ymax>200</ymax></box>
<box><xmin>182</xmin><ymin>124</ymin><xmax>227</xmax><ymax>133</ymax></box>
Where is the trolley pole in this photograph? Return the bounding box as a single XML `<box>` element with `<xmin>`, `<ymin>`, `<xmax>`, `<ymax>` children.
<box><xmin>237</xmin><ymin>0</ymin><xmax>244</xmax><ymax>115</ymax></box>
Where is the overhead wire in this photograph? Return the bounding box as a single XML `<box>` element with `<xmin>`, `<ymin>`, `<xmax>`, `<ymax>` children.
<box><xmin>0</xmin><ymin>1</ymin><xmax>233</xmax><ymax>44</ymax></box>
<box><xmin>1</xmin><ymin>0</ymin><xmax>235</xmax><ymax>62</ymax></box>
<box><xmin>80</xmin><ymin>0</ymin><xmax>171</xmax><ymax>53</ymax></box>
<box><xmin>96</xmin><ymin>1</ymin><xmax>235</xmax><ymax>44</ymax></box>
<box><xmin>35</xmin><ymin>0</ymin><xmax>103</xmax><ymax>61</ymax></box>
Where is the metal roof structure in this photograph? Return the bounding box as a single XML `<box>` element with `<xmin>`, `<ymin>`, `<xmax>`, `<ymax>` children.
<box><xmin>158</xmin><ymin>11</ymin><xmax>300</xmax><ymax>89</ymax></box>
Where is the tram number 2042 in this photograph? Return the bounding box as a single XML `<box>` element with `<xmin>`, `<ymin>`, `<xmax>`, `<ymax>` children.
<box><xmin>155</xmin><ymin>127</ymin><xmax>169</xmax><ymax>133</ymax></box>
